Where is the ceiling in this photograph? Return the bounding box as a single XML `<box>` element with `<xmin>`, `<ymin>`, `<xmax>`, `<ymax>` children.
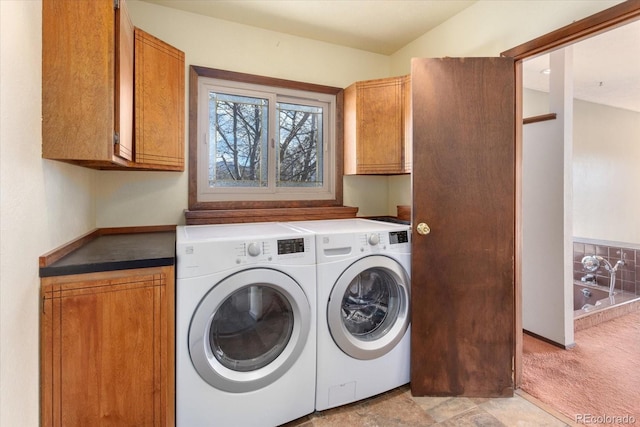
<box><xmin>523</xmin><ymin>19</ymin><xmax>640</xmax><ymax>113</ymax></box>
<box><xmin>139</xmin><ymin>0</ymin><xmax>476</xmax><ymax>55</ymax></box>
<box><xmin>140</xmin><ymin>0</ymin><xmax>639</xmax><ymax>112</ymax></box>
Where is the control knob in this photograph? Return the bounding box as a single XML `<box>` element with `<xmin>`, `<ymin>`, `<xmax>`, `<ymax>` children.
<box><xmin>368</xmin><ymin>233</ymin><xmax>380</xmax><ymax>246</ymax></box>
<box><xmin>247</xmin><ymin>242</ymin><xmax>261</xmax><ymax>257</ymax></box>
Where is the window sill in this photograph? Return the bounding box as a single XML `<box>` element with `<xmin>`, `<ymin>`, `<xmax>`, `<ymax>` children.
<box><xmin>184</xmin><ymin>206</ymin><xmax>359</xmax><ymax>225</ymax></box>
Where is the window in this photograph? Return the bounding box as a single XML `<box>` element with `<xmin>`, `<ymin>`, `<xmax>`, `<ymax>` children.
<box><xmin>190</xmin><ymin>67</ymin><xmax>343</xmax><ymax>208</ymax></box>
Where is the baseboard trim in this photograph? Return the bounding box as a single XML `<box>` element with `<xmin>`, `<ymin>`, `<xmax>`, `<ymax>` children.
<box><xmin>523</xmin><ymin>330</ymin><xmax>575</xmax><ymax>350</ymax></box>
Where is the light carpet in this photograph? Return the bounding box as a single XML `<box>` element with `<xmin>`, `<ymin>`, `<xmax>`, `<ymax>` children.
<box><xmin>522</xmin><ymin>310</ymin><xmax>640</xmax><ymax>426</ymax></box>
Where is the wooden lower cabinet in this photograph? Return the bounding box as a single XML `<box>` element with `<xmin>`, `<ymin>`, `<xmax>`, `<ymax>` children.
<box><xmin>41</xmin><ymin>266</ymin><xmax>175</xmax><ymax>427</ymax></box>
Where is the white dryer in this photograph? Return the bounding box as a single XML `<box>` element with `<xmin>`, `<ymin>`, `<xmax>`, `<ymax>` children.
<box><xmin>176</xmin><ymin>223</ymin><xmax>316</xmax><ymax>427</ymax></box>
<box><xmin>288</xmin><ymin>218</ymin><xmax>411</xmax><ymax>411</ymax></box>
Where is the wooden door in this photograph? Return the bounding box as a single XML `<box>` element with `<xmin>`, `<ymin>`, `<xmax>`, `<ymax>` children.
<box><xmin>410</xmin><ymin>57</ymin><xmax>515</xmax><ymax>397</ymax></box>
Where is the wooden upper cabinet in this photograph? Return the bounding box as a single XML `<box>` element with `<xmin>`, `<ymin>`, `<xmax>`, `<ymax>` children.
<box><xmin>42</xmin><ymin>0</ymin><xmax>123</xmax><ymax>165</ymax></box>
<box><xmin>42</xmin><ymin>0</ymin><xmax>185</xmax><ymax>171</ymax></box>
<box><xmin>135</xmin><ymin>29</ymin><xmax>185</xmax><ymax>169</ymax></box>
<box><xmin>344</xmin><ymin>75</ymin><xmax>411</xmax><ymax>175</ymax></box>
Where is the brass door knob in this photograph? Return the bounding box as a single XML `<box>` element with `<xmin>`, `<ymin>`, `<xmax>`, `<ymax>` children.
<box><xmin>416</xmin><ymin>223</ymin><xmax>431</xmax><ymax>235</ymax></box>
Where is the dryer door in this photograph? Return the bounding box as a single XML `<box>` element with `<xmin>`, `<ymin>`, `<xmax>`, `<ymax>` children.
<box><xmin>189</xmin><ymin>268</ymin><xmax>311</xmax><ymax>393</ymax></box>
<box><xmin>328</xmin><ymin>255</ymin><xmax>410</xmax><ymax>360</ymax></box>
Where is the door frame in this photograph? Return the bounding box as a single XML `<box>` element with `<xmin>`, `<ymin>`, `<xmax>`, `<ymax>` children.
<box><xmin>501</xmin><ymin>0</ymin><xmax>640</xmax><ymax>388</ymax></box>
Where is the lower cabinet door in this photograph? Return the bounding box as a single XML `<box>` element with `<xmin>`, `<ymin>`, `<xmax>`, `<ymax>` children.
<box><xmin>41</xmin><ymin>266</ymin><xmax>174</xmax><ymax>427</ymax></box>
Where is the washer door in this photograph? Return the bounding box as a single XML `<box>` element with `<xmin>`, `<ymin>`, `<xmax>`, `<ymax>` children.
<box><xmin>328</xmin><ymin>255</ymin><xmax>410</xmax><ymax>360</ymax></box>
<box><xmin>189</xmin><ymin>268</ymin><xmax>311</xmax><ymax>393</ymax></box>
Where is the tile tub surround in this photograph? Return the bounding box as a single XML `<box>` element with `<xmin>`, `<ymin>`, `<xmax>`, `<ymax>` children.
<box><xmin>575</xmin><ymin>298</ymin><xmax>640</xmax><ymax>331</ymax></box>
<box><xmin>573</xmin><ymin>238</ymin><xmax>639</xmax><ymax>295</ymax></box>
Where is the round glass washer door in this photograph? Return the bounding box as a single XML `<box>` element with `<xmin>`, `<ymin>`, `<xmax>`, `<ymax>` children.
<box><xmin>189</xmin><ymin>268</ymin><xmax>311</xmax><ymax>393</ymax></box>
<box><xmin>328</xmin><ymin>255</ymin><xmax>410</xmax><ymax>360</ymax></box>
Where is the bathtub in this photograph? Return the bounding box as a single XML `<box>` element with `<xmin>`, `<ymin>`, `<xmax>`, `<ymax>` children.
<box><xmin>573</xmin><ymin>282</ymin><xmax>639</xmax><ymax>318</ymax></box>
<box><xmin>573</xmin><ymin>283</ymin><xmax>611</xmax><ymax>312</ymax></box>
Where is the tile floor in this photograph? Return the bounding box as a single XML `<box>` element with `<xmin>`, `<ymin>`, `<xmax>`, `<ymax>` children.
<box><xmin>283</xmin><ymin>385</ymin><xmax>577</xmax><ymax>426</ymax></box>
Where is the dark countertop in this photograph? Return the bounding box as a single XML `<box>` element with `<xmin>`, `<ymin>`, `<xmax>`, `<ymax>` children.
<box><xmin>367</xmin><ymin>216</ymin><xmax>410</xmax><ymax>225</ymax></box>
<box><xmin>39</xmin><ymin>231</ymin><xmax>176</xmax><ymax>277</ymax></box>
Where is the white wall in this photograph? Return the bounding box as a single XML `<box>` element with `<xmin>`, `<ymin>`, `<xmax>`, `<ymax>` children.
<box><xmin>97</xmin><ymin>0</ymin><xmax>625</xmax><ymax>226</ymax></box>
<box><xmin>96</xmin><ymin>0</ymin><xmax>393</xmax><ymax>226</ymax></box>
<box><xmin>388</xmin><ymin>175</ymin><xmax>411</xmax><ymax>216</ymax></box>
<box><xmin>574</xmin><ymin>101</ymin><xmax>640</xmax><ymax>244</ymax></box>
<box><xmin>0</xmin><ymin>1</ymin><xmax>628</xmax><ymax>425</ymax></box>
<box><xmin>388</xmin><ymin>0</ymin><xmax>623</xmax><ymax>220</ymax></box>
<box><xmin>522</xmin><ymin>121</ymin><xmax>568</xmax><ymax>342</ymax></box>
<box><xmin>390</xmin><ymin>0</ymin><xmax>624</xmax><ymax>73</ymax></box>
<box><xmin>522</xmin><ymin>80</ymin><xmax>639</xmax><ymax>346</ymax></box>
<box><xmin>342</xmin><ymin>175</ymin><xmax>389</xmax><ymax>217</ymax></box>
<box><xmin>523</xmin><ymin>88</ymin><xmax>551</xmax><ymax>118</ymax></box>
<box><xmin>522</xmin><ymin>49</ymin><xmax>575</xmax><ymax>346</ymax></box>
<box><xmin>0</xmin><ymin>2</ymin><xmax>96</xmax><ymax>426</ymax></box>
<box><xmin>524</xmin><ymin>89</ymin><xmax>640</xmax><ymax>245</ymax></box>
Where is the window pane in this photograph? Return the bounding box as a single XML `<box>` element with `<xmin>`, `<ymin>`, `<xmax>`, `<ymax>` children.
<box><xmin>209</xmin><ymin>92</ymin><xmax>268</xmax><ymax>188</ymax></box>
<box><xmin>277</xmin><ymin>103</ymin><xmax>323</xmax><ymax>188</ymax></box>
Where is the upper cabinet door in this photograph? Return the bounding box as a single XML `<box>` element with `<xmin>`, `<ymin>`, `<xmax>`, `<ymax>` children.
<box><xmin>410</xmin><ymin>57</ymin><xmax>515</xmax><ymax>397</ymax></box>
<box><xmin>134</xmin><ymin>29</ymin><xmax>185</xmax><ymax>170</ymax></box>
<box><xmin>344</xmin><ymin>76</ymin><xmax>411</xmax><ymax>175</ymax></box>
<box><xmin>114</xmin><ymin>0</ymin><xmax>135</xmax><ymax>161</ymax></box>
<box><xmin>42</xmin><ymin>0</ymin><xmax>121</xmax><ymax>163</ymax></box>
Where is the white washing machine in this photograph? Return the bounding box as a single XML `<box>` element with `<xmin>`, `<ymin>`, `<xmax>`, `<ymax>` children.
<box><xmin>176</xmin><ymin>222</ymin><xmax>316</xmax><ymax>427</ymax></box>
<box><xmin>287</xmin><ymin>218</ymin><xmax>411</xmax><ymax>411</ymax></box>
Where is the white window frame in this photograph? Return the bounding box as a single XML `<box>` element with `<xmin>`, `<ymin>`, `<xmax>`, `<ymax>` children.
<box><xmin>196</xmin><ymin>77</ymin><xmax>336</xmax><ymax>202</ymax></box>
